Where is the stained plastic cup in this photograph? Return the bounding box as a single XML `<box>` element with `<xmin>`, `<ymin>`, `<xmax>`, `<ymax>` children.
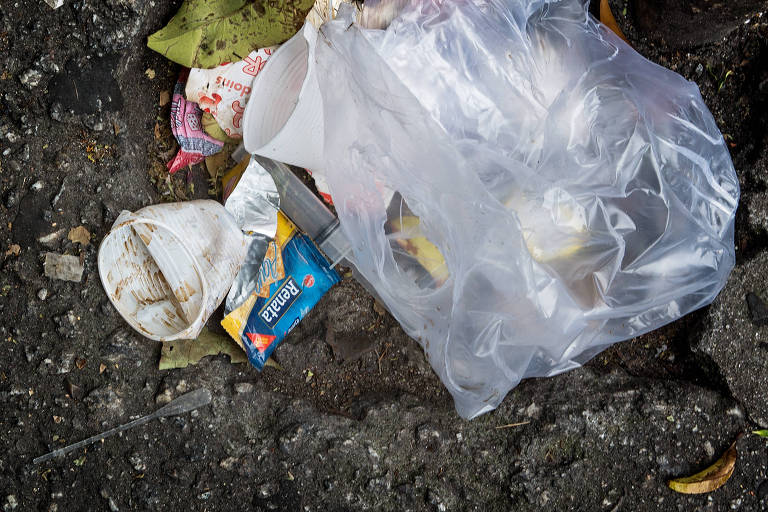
<box><xmin>98</xmin><ymin>200</ymin><xmax>247</xmax><ymax>341</ymax></box>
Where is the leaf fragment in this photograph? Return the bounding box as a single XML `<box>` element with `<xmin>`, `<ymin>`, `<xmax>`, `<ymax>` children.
<box><xmin>753</xmin><ymin>429</ymin><xmax>768</xmax><ymax>438</ymax></box>
<box><xmin>159</xmin><ymin>327</ymin><xmax>247</xmax><ymax>370</ymax></box>
<box><xmin>67</xmin><ymin>226</ymin><xmax>91</xmax><ymax>246</ymax></box>
<box><xmin>159</xmin><ymin>90</ymin><xmax>171</xmax><ymax>106</ymax></box>
<box><xmin>668</xmin><ymin>439</ymin><xmax>738</xmax><ymax>494</ymax></box>
<box><xmin>202</xmin><ymin>112</ymin><xmax>240</xmax><ymax>144</ymax></box>
<box><xmin>599</xmin><ymin>0</ymin><xmax>629</xmax><ymax>44</ymax></box>
<box><xmin>204</xmin><ymin>141</ymin><xmax>237</xmax><ymax>180</ymax></box>
<box><xmin>264</xmin><ymin>357</ymin><xmax>283</xmax><ymax>371</ymax></box>
<box><xmin>4</xmin><ymin>244</ymin><xmax>20</xmax><ymax>257</ymax></box>
<box><xmin>147</xmin><ymin>0</ymin><xmax>315</xmax><ymax>69</ymax></box>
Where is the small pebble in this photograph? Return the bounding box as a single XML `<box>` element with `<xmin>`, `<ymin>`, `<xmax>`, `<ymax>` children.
<box><xmin>31</xmin><ymin>181</ymin><xmax>43</xmax><ymax>192</ymax></box>
<box><xmin>234</xmin><ymin>382</ymin><xmax>254</xmax><ymax>394</ymax></box>
<box><xmin>19</xmin><ymin>69</ymin><xmax>43</xmax><ymax>88</ymax></box>
<box><xmin>155</xmin><ymin>387</ymin><xmax>173</xmax><ymax>405</ymax></box>
<box><xmin>38</xmin><ymin>288</ymin><xmax>48</xmax><ymax>301</ymax></box>
<box><xmin>4</xmin><ymin>494</ymin><xmax>18</xmax><ymax>510</ymax></box>
<box><xmin>257</xmin><ymin>482</ymin><xmax>279</xmax><ymax>499</ymax></box>
<box><xmin>128</xmin><ymin>452</ymin><xmax>146</xmax><ymax>472</ymax></box>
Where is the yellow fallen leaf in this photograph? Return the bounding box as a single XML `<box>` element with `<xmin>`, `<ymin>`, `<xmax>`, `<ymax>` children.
<box><xmin>668</xmin><ymin>438</ymin><xmax>738</xmax><ymax>494</ymax></box>
<box><xmin>600</xmin><ymin>0</ymin><xmax>629</xmax><ymax>45</ymax></box>
<box><xmin>67</xmin><ymin>226</ymin><xmax>91</xmax><ymax>246</ymax></box>
<box><xmin>145</xmin><ymin>68</ymin><xmax>156</xmax><ymax>79</ymax></box>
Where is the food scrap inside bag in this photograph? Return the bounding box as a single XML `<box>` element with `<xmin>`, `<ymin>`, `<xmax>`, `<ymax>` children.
<box><xmin>305</xmin><ymin>0</ymin><xmax>739</xmax><ymax>418</ymax></box>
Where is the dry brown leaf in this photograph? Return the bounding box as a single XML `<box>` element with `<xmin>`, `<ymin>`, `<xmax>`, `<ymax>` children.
<box><xmin>154</xmin><ymin>122</ymin><xmax>162</xmax><ymax>140</ymax></box>
<box><xmin>5</xmin><ymin>244</ymin><xmax>20</xmax><ymax>257</ymax></box>
<box><xmin>599</xmin><ymin>0</ymin><xmax>629</xmax><ymax>44</ymax></box>
<box><xmin>668</xmin><ymin>438</ymin><xmax>738</xmax><ymax>494</ymax></box>
<box><xmin>204</xmin><ymin>144</ymin><xmax>235</xmax><ymax>181</ymax></box>
<box><xmin>75</xmin><ymin>358</ymin><xmax>86</xmax><ymax>370</ymax></box>
<box><xmin>372</xmin><ymin>299</ymin><xmax>387</xmax><ymax>317</ymax></box>
<box><xmin>99</xmin><ymin>363</ymin><xmax>106</xmax><ymax>374</ymax></box>
<box><xmin>159</xmin><ymin>90</ymin><xmax>170</xmax><ymax>106</ymax></box>
<box><xmin>67</xmin><ymin>226</ymin><xmax>90</xmax><ymax>246</ymax></box>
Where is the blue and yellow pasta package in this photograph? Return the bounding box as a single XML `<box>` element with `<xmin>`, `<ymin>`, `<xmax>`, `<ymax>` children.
<box><xmin>222</xmin><ymin>212</ymin><xmax>339</xmax><ymax>370</ymax></box>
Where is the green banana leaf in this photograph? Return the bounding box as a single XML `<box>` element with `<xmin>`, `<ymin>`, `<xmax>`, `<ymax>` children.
<box><xmin>148</xmin><ymin>0</ymin><xmax>314</xmax><ymax>69</ymax></box>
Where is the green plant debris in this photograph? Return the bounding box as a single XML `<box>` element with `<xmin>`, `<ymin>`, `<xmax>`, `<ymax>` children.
<box><xmin>753</xmin><ymin>429</ymin><xmax>768</xmax><ymax>438</ymax></box>
<box><xmin>718</xmin><ymin>70</ymin><xmax>733</xmax><ymax>92</ymax></box>
<box><xmin>147</xmin><ymin>0</ymin><xmax>314</xmax><ymax>68</ymax></box>
<box><xmin>707</xmin><ymin>65</ymin><xmax>734</xmax><ymax>93</ymax></box>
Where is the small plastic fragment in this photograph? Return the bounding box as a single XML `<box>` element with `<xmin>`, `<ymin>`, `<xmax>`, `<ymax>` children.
<box><xmin>44</xmin><ymin>253</ymin><xmax>84</xmax><ymax>283</ymax></box>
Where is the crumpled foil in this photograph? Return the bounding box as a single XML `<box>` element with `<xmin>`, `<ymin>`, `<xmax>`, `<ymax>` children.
<box><xmin>224</xmin><ymin>157</ymin><xmax>280</xmax><ymax>312</ymax></box>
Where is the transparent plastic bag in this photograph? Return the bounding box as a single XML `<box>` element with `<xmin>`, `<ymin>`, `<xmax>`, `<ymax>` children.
<box><xmin>314</xmin><ymin>0</ymin><xmax>739</xmax><ymax>418</ymax></box>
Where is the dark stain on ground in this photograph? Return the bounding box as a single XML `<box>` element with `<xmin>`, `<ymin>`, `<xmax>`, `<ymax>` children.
<box><xmin>48</xmin><ymin>55</ymin><xmax>125</xmax><ymax>115</ymax></box>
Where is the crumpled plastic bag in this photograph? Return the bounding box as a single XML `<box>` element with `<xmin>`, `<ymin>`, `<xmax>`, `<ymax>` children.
<box><xmin>314</xmin><ymin>0</ymin><xmax>740</xmax><ymax>418</ymax></box>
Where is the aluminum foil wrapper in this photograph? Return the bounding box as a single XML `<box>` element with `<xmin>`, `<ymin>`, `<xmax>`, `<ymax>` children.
<box><xmin>225</xmin><ymin>157</ymin><xmax>280</xmax><ymax>313</ymax></box>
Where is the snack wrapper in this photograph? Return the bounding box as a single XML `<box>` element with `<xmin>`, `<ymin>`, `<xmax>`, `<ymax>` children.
<box><xmin>185</xmin><ymin>47</ymin><xmax>275</xmax><ymax>139</ymax></box>
<box><xmin>222</xmin><ymin>212</ymin><xmax>339</xmax><ymax>369</ymax></box>
<box><xmin>167</xmin><ymin>72</ymin><xmax>224</xmax><ymax>174</ymax></box>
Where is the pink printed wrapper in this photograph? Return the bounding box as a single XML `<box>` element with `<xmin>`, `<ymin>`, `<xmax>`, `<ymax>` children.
<box><xmin>168</xmin><ymin>71</ymin><xmax>224</xmax><ymax>174</ymax></box>
<box><xmin>185</xmin><ymin>47</ymin><xmax>276</xmax><ymax>139</ymax></box>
